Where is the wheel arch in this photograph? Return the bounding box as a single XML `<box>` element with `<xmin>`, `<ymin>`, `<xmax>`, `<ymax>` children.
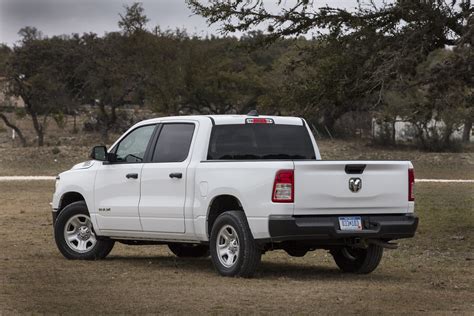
<box><xmin>206</xmin><ymin>194</ymin><xmax>244</xmax><ymax>238</ymax></box>
<box><xmin>58</xmin><ymin>191</ymin><xmax>86</xmax><ymax>213</ymax></box>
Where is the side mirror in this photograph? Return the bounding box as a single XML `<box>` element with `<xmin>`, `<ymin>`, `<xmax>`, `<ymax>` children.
<box><xmin>90</xmin><ymin>145</ymin><xmax>107</xmax><ymax>161</ymax></box>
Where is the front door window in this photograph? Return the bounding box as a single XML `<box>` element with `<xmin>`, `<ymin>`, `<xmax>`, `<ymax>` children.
<box><xmin>115</xmin><ymin>125</ymin><xmax>156</xmax><ymax>163</ymax></box>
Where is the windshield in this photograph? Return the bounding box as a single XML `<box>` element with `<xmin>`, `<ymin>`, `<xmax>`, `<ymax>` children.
<box><xmin>207</xmin><ymin>124</ymin><xmax>316</xmax><ymax>160</ymax></box>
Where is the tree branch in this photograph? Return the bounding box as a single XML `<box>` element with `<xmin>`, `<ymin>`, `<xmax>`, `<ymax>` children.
<box><xmin>0</xmin><ymin>112</ymin><xmax>27</xmax><ymax>146</ymax></box>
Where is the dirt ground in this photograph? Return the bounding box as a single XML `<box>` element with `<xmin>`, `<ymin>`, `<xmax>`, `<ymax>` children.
<box><xmin>0</xmin><ymin>181</ymin><xmax>472</xmax><ymax>314</ymax></box>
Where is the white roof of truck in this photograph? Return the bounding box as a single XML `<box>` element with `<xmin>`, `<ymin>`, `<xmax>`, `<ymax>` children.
<box><xmin>209</xmin><ymin>115</ymin><xmax>303</xmax><ymax>125</ymax></box>
<box><xmin>139</xmin><ymin>114</ymin><xmax>304</xmax><ymax>126</ymax></box>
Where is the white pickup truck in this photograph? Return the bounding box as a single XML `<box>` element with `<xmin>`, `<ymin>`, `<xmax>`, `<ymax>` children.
<box><xmin>52</xmin><ymin>113</ymin><xmax>418</xmax><ymax>277</ymax></box>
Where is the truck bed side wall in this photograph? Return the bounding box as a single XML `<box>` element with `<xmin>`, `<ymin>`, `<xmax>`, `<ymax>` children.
<box><xmin>193</xmin><ymin>161</ymin><xmax>295</xmax><ymax>240</ymax></box>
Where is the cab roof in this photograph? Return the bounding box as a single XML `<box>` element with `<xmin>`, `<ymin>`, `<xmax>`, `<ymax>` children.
<box><xmin>138</xmin><ymin>114</ymin><xmax>304</xmax><ymax>126</ymax></box>
<box><xmin>209</xmin><ymin>115</ymin><xmax>303</xmax><ymax>125</ymax></box>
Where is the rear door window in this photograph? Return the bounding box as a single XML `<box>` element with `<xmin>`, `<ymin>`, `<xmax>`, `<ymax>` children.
<box><xmin>152</xmin><ymin>123</ymin><xmax>195</xmax><ymax>162</ymax></box>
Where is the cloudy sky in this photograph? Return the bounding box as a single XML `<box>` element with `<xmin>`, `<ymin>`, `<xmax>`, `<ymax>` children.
<box><xmin>0</xmin><ymin>0</ymin><xmax>360</xmax><ymax>46</ymax></box>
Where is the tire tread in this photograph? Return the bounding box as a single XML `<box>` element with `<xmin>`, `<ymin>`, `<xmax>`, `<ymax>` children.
<box><xmin>210</xmin><ymin>210</ymin><xmax>261</xmax><ymax>277</ymax></box>
<box><xmin>331</xmin><ymin>244</ymin><xmax>383</xmax><ymax>274</ymax></box>
<box><xmin>54</xmin><ymin>201</ymin><xmax>114</xmax><ymax>260</ymax></box>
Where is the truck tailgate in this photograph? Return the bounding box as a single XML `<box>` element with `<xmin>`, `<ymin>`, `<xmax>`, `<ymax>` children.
<box><xmin>293</xmin><ymin>161</ymin><xmax>410</xmax><ymax>215</ymax></box>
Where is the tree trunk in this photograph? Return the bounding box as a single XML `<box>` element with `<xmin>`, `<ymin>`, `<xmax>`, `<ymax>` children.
<box><xmin>443</xmin><ymin>126</ymin><xmax>453</xmax><ymax>147</ymax></box>
<box><xmin>110</xmin><ymin>105</ymin><xmax>117</xmax><ymax>128</ymax></box>
<box><xmin>322</xmin><ymin>112</ymin><xmax>336</xmax><ymax>138</ymax></box>
<box><xmin>413</xmin><ymin>122</ymin><xmax>427</xmax><ymax>149</ymax></box>
<box><xmin>462</xmin><ymin>118</ymin><xmax>472</xmax><ymax>143</ymax></box>
<box><xmin>100</xmin><ymin>125</ymin><xmax>108</xmax><ymax>143</ymax></box>
<box><xmin>72</xmin><ymin>113</ymin><xmax>78</xmax><ymax>133</ymax></box>
<box><xmin>37</xmin><ymin>130</ymin><xmax>44</xmax><ymax>147</ymax></box>
<box><xmin>98</xmin><ymin>103</ymin><xmax>109</xmax><ymax>143</ymax></box>
<box><xmin>391</xmin><ymin>120</ymin><xmax>396</xmax><ymax>145</ymax></box>
<box><xmin>29</xmin><ymin>111</ymin><xmax>44</xmax><ymax>146</ymax></box>
<box><xmin>0</xmin><ymin>113</ymin><xmax>27</xmax><ymax>146</ymax></box>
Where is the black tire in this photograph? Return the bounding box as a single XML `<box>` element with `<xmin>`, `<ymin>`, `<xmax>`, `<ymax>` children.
<box><xmin>284</xmin><ymin>248</ymin><xmax>309</xmax><ymax>257</ymax></box>
<box><xmin>54</xmin><ymin>201</ymin><xmax>115</xmax><ymax>260</ymax></box>
<box><xmin>330</xmin><ymin>244</ymin><xmax>384</xmax><ymax>274</ymax></box>
<box><xmin>210</xmin><ymin>211</ymin><xmax>261</xmax><ymax>277</ymax></box>
<box><xmin>168</xmin><ymin>243</ymin><xmax>209</xmax><ymax>258</ymax></box>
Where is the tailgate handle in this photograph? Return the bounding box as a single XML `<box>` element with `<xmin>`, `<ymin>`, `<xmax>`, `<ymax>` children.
<box><xmin>345</xmin><ymin>164</ymin><xmax>366</xmax><ymax>174</ymax></box>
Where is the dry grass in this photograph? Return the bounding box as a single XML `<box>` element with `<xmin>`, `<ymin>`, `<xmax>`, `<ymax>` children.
<box><xmin>1</xmin><ymin>112</ymin><xmax>473</xmax><ymax>178</ymax></box>
<box><xmin>0</xmin><ymin>139</ymin><xmax>473</xmax><ymax>180</ymax></box>
<box><xmin>0</xmin><ymin>181</ymin><xmax>472</xmax><ymax>314</ymax></box>
<box><xmin>318</xmin><ymin>139</ymin><xmax>474</xmax><ymax>180</ymax></box>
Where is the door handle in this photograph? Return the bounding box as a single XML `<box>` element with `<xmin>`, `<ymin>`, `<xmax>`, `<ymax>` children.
<box><xmin>126</xmin><ymin>173</ymin><xmax>138</xmax><ymax>179</ymax></box>
<box><xmin>169</xmin><ymin>172</ymin><xmax>182</xmax><ymax>179</ymax></box>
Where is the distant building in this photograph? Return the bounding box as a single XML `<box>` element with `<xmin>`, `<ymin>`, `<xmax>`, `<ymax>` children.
<box><xmin>0</xmin><ymin>76</ymin><xmax>25</xmax><ymax>108</ymax></box>
<box><xmin>372</xmin><ymin>117</ymin><xmax>474</xmax><ymax>142</ymax></box>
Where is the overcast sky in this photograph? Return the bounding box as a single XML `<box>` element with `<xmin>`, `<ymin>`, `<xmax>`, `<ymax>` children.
<box><xmin>0</xmin><ymin>0</ymin><xmax>361</xmax><ymax>46</ymax></box>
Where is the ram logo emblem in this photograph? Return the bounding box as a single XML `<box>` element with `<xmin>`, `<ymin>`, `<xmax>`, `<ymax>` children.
<box><xmin>349</xmin><ymin>178</ymin><xmax>362</xmax><ymax>193</ymax></box>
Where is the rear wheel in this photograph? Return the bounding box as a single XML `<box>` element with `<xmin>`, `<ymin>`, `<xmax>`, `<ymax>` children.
<box><xmin>168</xmin><ymin>243</ymin><xmax>209</xmax><ymax>258</ymax></box>
<box><xmin>331</xmin><ymin>244</ymin><xmax>383</xmax><ymax>274</ymax></box>
<box><xmin>284</xmin><ymin>247</ymin><xmax>309</xmax><ymax>257</ymax></box>
<box><xmin>210</xmin><ymin>211</ymin><xmax>261</xmax><ymax>277</ymax></box>
<box><xmin>54</xmin><ymin>201</ymin><xmax>115</xmax><ymax>260</ymax></box>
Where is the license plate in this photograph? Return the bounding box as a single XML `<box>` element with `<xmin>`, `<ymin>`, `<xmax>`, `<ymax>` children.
<box><xmin>338</xmin><ymin>216</ymin><xmax>362</xmax><ymax>231</ymax></box>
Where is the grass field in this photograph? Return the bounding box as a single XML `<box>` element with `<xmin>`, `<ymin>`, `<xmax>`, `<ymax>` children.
<box><xmin>0</xmin><ymin>180</ymin><xmax>472</xmax><ymax>314</ymax></box>
<box><xmin>0</xmin><ymin>139</ymin><xmax>473</xmax><ymax>179</ymax></box>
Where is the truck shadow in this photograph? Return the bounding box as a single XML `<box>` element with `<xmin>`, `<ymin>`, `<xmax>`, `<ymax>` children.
<box><xmin>257</xmin><ymin>261</ymin><xmax>405</xmax><ymax>281</ymax></box>
<box><xmin>106</xmin><ymin>254</ymin><xmax>406</xmax><ymax>282</ymax></box>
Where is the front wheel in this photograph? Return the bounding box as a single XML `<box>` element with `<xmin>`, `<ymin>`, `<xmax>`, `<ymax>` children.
<box><xmin>210</xmin><ymin>211</ymin><xmax>261</xmax><ymax>277</ymax></box>
<box><xmin>54</xmin><ymin>201</ymin><xmax>115</xmax><ymax>260</ymax></box>
<box><xmin>330</xmin><ymin>244</ymin><xmax>383</xmax><ymax>274</ymax></box>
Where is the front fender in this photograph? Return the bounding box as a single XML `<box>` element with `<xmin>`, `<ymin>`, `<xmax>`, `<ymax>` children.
<box><xmin>52</xmin><ymin>167</ymin><xmax>98</xmax><ymax>230</ymax></box>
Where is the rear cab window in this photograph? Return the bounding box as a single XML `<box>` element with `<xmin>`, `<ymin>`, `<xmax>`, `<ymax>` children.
<box><xmin>207</xmin><ymin>123</ymin><xmax>316</xmax><ymax>160</ymax></box>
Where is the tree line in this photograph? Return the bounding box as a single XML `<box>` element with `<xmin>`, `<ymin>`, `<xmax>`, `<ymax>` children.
<box><xmin>0</xmin><ymin>1</ymin><xmax>472</xmax><ymax>150</ymax></box>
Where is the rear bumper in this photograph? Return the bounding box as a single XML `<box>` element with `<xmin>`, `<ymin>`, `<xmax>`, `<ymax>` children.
<box><xmin>268</xmin><ymin>214</ymin><xmax>418</xmax><ymax>242</ymax></box>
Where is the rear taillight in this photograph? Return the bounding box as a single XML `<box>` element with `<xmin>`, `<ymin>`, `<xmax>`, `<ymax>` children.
<box><xmin>272</xmin><ymin>170</ymin><xmax>294</xmax><ymax>203</ymax></box>
<box><xmin>409</xmin><ymin>168</ymin><xmax>415</xmax><ymax>201</ymax></box>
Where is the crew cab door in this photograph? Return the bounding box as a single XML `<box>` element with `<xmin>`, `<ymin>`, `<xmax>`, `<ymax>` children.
<box><xmin>139</xmin><ymin>122</ymin><xmax>196</xmax><ymax>233</ymax></box>
<box><xmin>94</xmin><ymin>124</ymin><xmax>157</xmax><ymax>231</ymax></box>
